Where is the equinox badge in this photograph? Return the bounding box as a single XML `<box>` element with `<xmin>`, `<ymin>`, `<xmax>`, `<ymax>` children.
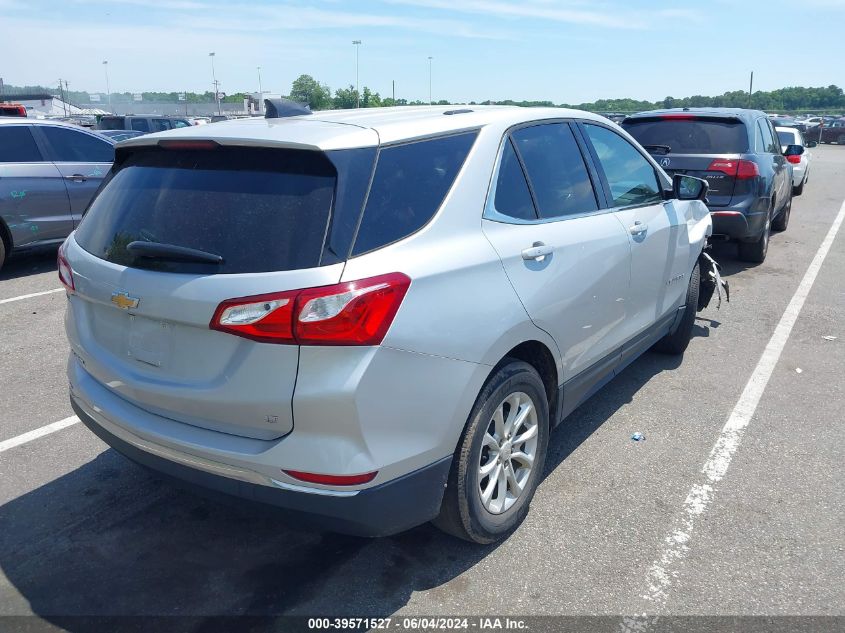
<box><xmin>111</xmin><ymin>291</ymin><xmax>140</xmax><ymax>310</ymax></box>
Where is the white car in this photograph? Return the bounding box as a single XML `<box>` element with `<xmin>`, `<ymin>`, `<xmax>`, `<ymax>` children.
<box><xmin>776</xmin><ymin>126</ymin><xmax>813</xmax><ymax>195</ymax></box>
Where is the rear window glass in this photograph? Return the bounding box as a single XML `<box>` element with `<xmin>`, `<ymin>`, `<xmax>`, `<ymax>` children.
<box><xmin>777</xmin><ymin>130</ymin><xmax>797</xmax><ymax>146</ymax></box>
<box><xmin>0</xmin><ymin>126</ymin><xmax>42</xmax><ymax>162</ymax></box>
<box><xmin>98</xmin><ymin>117</ymin><xmax>125</xmax><ymax>130</ymax></box>
<box><xmin>352</xmin><ymin>131</ymin><xmax>477</xmax><ymax>256</ymax></box>
<box><xmin>623</xmin><ymin>118</ymin><xmax>749</xmax><ymax>154</ymax></box>
<box><xmin>75</xmin><ymin>147</ymin><xmax>337</xmax><ymax>274</ymax></box>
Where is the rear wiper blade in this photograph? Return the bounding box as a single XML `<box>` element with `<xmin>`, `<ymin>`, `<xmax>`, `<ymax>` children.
<box><xmin>126</xmin><ymin>241</ymin><xmax>224</xmax><ymax>264</ymax></box>
<box><xmin>643</xmin><ymin>144</ymin><xmax>672</xmax><ymax>154</ymax></box>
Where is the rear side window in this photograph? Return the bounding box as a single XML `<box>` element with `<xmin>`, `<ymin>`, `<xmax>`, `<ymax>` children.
<box><xmin>759</xmin><ymin>119</ymin><xmax>779</xmax><ymax>154</ymax></box>
<box><xmin>493</xmin><ymin>139</ymin><xmax>536</xmax><ymax>221</ymax></box>
<box><xmin>40</xmin><ymin>127</ymin><xmax>114</xmax><ymax>163</ymax></box>
<box><xmin>510</xmin><ymin>123</ymin><xmax>598</xmax><ymax>219</ymax></box>
<box><xmin>151</xmin><ymin>119</ymin><xmax>172</xmax><ymax>132</ymax></box>
<box><xmin>584</xmin><ymin>124</ymin><xmax>662</xmax><ymax>208</ymax></box>
<box><xmin>623</xmin><ymin>118</ymin><xmax>749</xmax><ymax>154</ymax></box>
<box><xmin>0</xmin><ymin>126</ymin><xmax>43</xmax><ymax>162</ymax></box>
<box><xmin>776</xmin><ymin>130</ymin><xmax>797</xmax><ymax>146</ymax></box>
<box><xmin>75</xmin><ymin>147</ymin><xmax>337</xmax><ymax>274</ymax></box>
<box><xmin>131</xmin><ymin>119</ymin><xmax>151</xmax><ymax>132</ymax></box>
<box><xmin>351</xmin><ymin>132</ymin><xmax>477</xmax><ymax>256</ymax></box>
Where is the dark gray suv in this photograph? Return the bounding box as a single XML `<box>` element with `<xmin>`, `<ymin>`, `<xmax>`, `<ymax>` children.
<box><xmin>623</xmin><ymin>108</ymin><xmax>801</xmax><ymax>263</ymax></box>
<box><xmin>0</xmin><ymin>120</ymin><xmax>114</xmax><ymax>271</ymax></box>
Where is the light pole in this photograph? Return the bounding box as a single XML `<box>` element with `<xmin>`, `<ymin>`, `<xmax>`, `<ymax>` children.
<box><xmin>428</xmin><ymin>56</ymin><xmax>433</xmax><ymax>105</ymax></box>
<box><xmin>102</xmin><ymin>60</ymin><xmax>111</xmax><ymax>112</ymax></box>
<box><xmin>209</xmin><ymin>52</ymin><xmax>221</xmax><ymax>115</ymax></box>
<box><xmin>352</xmin><ymin>40</ymin><xmax>361</xmax><ymax>108</ymax></box>
<box><xmin>257</xmin><ymin>65</ymin><xmax>263</xmax><ymax>114</ymax></box>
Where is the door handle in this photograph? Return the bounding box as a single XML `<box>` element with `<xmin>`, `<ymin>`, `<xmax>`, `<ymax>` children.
<box><xmin>629</xmin><ymin>221</ymin><xmax>648</xmax><ymax>236</ymax></box>
<box><xmin>521</xmin><ymin>242</ymin><xmax>553</xmax><ymax>261</ymax></box>
<box><xmin>65</xmin><ymin>174</ymin><xmax>87</xmax><ymax>183</ymax></box>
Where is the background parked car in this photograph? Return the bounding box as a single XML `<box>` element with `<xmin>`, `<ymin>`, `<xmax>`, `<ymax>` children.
<box><xmin>776</xmin><ymin>126</ymin><xmax>814</xmax><ymax>195</ymax></box>
<box><xmin>0</xmin><ymin>119</ymin><xmax>114</xmax><ymax>271</ymax></box>
<box><xmin>622</xmin><ymin>108</ymin><xmax>797</xmax><ymax>263</ymax></box>
<box><xmin>96</xmin><ymin>115</ymin><xmax>192</xmax><ymax>134</ymax></box>
<box><xmin>805</xmin><ymin>118</ymin><xmax>845</xmax><ymax>144</ymax></box>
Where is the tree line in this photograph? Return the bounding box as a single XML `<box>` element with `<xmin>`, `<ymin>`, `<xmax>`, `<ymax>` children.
<box><xmin>3</xmin><ymin>79</ymin><xmax>844</xmax><ymax>113</ymax></box>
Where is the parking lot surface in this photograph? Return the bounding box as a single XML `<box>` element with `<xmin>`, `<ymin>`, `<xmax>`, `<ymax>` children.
<box><xmin>1</xmin><ymin>147</ymin><xmax>844</xmax><ymax>629</ymax></box>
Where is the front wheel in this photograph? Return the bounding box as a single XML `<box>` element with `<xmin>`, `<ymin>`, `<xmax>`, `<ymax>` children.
<box><xmin>654</xmin><ymin>262</ymin><xmax>700</xmax><ymax>355</ymax></box>
<box><xmin>738</xmin><ymin>209</ymin><xmax>771</xmax><ymax>263</ymax></box>
<box><xmin>772</xmin><ymin>194</ymin><xmax>791</xmax><ymax>232</ymax></box>
<box><xmin>433</xmin><ymin>360</ymin><xmax>549</xmax><ymax>544</ymax></box>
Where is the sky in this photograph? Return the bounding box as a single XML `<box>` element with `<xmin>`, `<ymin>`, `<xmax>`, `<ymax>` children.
<box><xmin>1</xmin><ymin>0</ymin><xmax>844</xmax><ymax>104</ymax></box>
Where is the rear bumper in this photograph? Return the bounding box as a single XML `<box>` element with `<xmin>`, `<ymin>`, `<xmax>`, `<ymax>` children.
<box><xmin>72</xmin><ymin>396</ymin><xmax>452</xmax><ymax>537</ymax></box>
<box><xmin>709</xmin><ymin>197</ymin><xmax>769</xmax><ymax>241</ymax></box>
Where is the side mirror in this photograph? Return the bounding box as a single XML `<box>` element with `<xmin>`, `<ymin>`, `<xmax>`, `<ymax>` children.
<box><xmin>805</xmin><ymin>141</ymin><xmax>818</xmax><ymax>149</ymax></box>
<box><xmin>672</xmin><ymin>174</ymin><xmax>708</xmax><ymax>202</ymax></box>
<box><xmin>784</xmin><ymin>144</ymin><xmax>805</xmax><ymax>156</ymax></box>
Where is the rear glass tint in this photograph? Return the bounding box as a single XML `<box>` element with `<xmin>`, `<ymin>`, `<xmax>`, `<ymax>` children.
<box><xmin>623</xmin><ymin>118</ymin><xmax>749</xmax><ymax>154</ymax></box>
<box><xmin>75</xmin><ymin>147</ymin><xmax>337</xmax><ymax>274</ymax></box>
<box><xmin>352</xmin><ymin>131</ymin><xmax>478</xmax><ymax>256</ymax></box>
<box><xmin>98</xmin><ymin>117</ymin><xmax>125</xmax><ymax>130</ymax></box>
<box><xmin>776</xmin><ymin>130</ymin><xmax>797</xmax><ymax>146</ymax></box>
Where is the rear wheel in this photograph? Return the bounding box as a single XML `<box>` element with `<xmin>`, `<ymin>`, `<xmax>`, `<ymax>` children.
<box><xmin>654</xmin><ymin>262</ymin><xmax>700</xmax><ymax>355</ymax></box>
<box><xmin>837</xmin><ymin>134</ymin><xmax>845</xmax><ymax>145</ymax></box>
<box><xmin>433</xmin><ymin>360</ymin><xmax>549</xmax><ymax>544</ymax></box>
<box><xmin>738</xmin><ymin>208</ymin><xmax>771</xmax><ymax>263</ymax></box>
<box><xmin>0</xmin><ymin>236</ymin><xmax>6</xmax><ymax>274</ymax></box>
<box><xmin>793</xmin><ymin>179</ymin><xmax>804</xmax><ymax>196</ymax></box>
<box><xmin>772</xmin><ymin>194</ymin><xmax>792</xmax><ymax>232</ymax></box>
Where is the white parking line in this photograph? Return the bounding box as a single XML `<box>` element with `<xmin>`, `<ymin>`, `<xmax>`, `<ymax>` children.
<box><xmin>0</xmin><ymin>416</ymin><xmax>80</xmax><ymax>453</ymax></box>
<box><xmin>622</xmin><ymin>198</ymin><xmax>845</xmax><ymax>630</ymax></box>
<box><xmin>0</xmin><ymin>288</ymin><xmax>64</xmax><ymax>305</ymax></box>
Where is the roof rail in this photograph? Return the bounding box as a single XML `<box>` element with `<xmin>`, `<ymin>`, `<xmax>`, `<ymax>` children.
<box><xmin>264</xmin><ymin>98</ymin><xmax>312</xmax><ymax>119</ymax></box>
<box><xmin>443</xmin><ymin>108</ymin><xmax>473</xmax><ymax>116</ymax></box>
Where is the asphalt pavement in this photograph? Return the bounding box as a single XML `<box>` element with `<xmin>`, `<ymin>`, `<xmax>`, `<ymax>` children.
<box><xmin>1</xmin><ymin>147</ymin><xmax>843</xmax><ymax>632</ymax></box>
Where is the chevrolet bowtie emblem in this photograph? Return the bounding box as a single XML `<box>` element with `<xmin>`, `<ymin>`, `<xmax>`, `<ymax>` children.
<box><xmin>111</xmin><ymin>291</ymin><xmax>140</xmax><ymax>310</ymax></box>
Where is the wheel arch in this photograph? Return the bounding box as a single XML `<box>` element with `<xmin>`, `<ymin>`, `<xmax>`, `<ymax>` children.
<box><xmin>492</xmin><ymin>340</ymin><xmax>559</xmax><ymax>429</ymax></box>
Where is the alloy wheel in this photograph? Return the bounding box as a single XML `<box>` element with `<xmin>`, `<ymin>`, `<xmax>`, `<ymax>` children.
<box><xmin>478</xmin><ymin>391</ymin><xmax>539</xmax><ymax>514</ymax></box>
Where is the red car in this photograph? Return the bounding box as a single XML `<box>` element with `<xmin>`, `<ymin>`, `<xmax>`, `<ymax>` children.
<box><xmin>0</xmin><ymin>103</ymin><xmax>27</xmax><ymax>117</ymax></box>
<box><xmin>805</xmin><ymin>118</ymin><xmax>845</xmax><ymax>144</ymax></box>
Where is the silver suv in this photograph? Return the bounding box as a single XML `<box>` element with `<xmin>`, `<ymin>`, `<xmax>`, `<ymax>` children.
<box><xmin>63</xmin><ymin>105</ymin><xmax>715</xmax><ymax>543</ymax></box>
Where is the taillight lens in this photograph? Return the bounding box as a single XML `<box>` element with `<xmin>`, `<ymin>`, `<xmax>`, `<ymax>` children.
<box><xmin>57</xmin><ymin>242</ymin><xmax>75</xmax><ymax>292</ymax></box>
<box><xmin>283</xmin><ymin>469</ymin><xmax>378</xmax><ymax>486</ymax></box>
<box><xmin>210</xmin><ymin>273</ymin><xmax>411</xmax><ymax>346</ymax></box>
<box><xmin>210</xmin><ymin>290</ymin><xmax>297</xmax><ymax>343</ymax></box>
<box><xmin>786</xmin><ymin>155</ymin><xmax>801</xmax><ymax>164</ymax></box>
<box><xmin>706</xmin><ymin>159</ymin><xmax>759</xmax><ymax>180</ymax></box>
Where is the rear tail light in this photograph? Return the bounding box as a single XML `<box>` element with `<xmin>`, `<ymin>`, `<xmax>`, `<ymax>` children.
<box><xmin>57</xmin><ymin>242</ymin><xmax>75</xmax><ymax>292</ymax></box>
<box><xmin>210</xmin><ymin>272</ymin><xmax>411</xmax><ymax>346</ymax></box>
<box><xmin>706</xmin><ymin>159</ymin><xmax>760</xmax><ymax>180</ymax></box>
<box><xmin>283</xmin><ymin>469</ymin><xmax>378</xmax><ymax>486</ymax></box>
<box><xmin>786</xmin><ymin>155</ymin><xmax>801</xmax><ymax>164</ymax></box>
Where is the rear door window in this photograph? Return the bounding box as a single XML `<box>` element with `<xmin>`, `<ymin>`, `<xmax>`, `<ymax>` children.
<box><xmin>623</xmin><ymin>118</ymin><xmax>749</xmax><ymax>154</ymax></box>
<box><xmin>151</xmin><ymin>119</ymin><xmax>172</xmax><ymax>132</ymax></box>
<box><xmin>75</xmin><ymin>146</ymin><xmax>338</xmax><ymax>274</ymax></box>
<box><xmin>757</xmin><ymin>120</ymin><xmax>777</xmax><ymax>154</ymax></box>
<box><xmin>583</xmin><ymin>124</ymin><xmax>662</xmax><ymax>208</ymax></box>
<box><xmin>0</xmin><ymin>126</ymin><xmax>43</xmax><ymax>162</ymax></box>
<box><xmin>39</xmin><ymin>126</ymin><xmax>114</xmax><ymax>163</ymax></box>
<box><xmin>351</xmin><ymin>131</ymin><xmax>477</xmax><ymax>256</ymax></box>
<box><xmin>131</xmin><ymin>119</ymin><xmax>151</xmax><ymax>132</ymax></box>
<box><xmin>510</xmin><ymin>123</ymin><xmax>598</xmax><ymax>219</ymax></box>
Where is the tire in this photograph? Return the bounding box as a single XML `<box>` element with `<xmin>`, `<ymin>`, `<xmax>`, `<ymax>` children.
<box><xmin>433</xmin><ymin>360</ymin><xmax>549</xmax><ymax>544</ymax></box>
<box><xmin>653</xmin><ymin>262</ymin><xmax>700</xmax><ymax>355</ymax></box>
<box><xmin>0</xmin><ymin>236</ymin><xmax>6</xmax><ymax>274</ymax></box>
<box><xmin>738</xmin><ymin>207</ymin><xmax>771</xmax><ymax>263</ymax></box>
<box><xmin>838</xmin><ymin>134</ymin><xmax>845</xmax><ymax>145</ymax></box>
<box><xmin>793</xmin><ymin>180</ymin><xmax>804</xmax><ymax>196</ymax></box>
<box><xmin>772</xmin><ymin>193</ymin><xmax>791</xmax><ymax>232</ymax></box>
